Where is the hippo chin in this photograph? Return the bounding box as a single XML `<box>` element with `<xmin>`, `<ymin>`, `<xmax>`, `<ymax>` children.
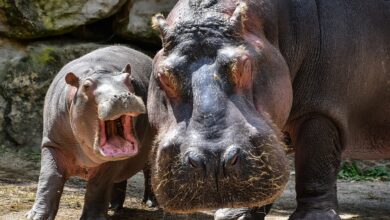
<box><xmin>27</xmin><ymin>46</ymin><xmax>156</xmax><ymax>220</ymax></box>
<box><xmin>148</xmin><ymin>0</ymin><xmax>389</xmax><ymax>219</ymax></box>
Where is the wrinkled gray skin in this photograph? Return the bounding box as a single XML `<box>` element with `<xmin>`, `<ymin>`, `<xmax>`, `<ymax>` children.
<box><xmin>27</xmin><ymin>46</ymin><xmax>156</xmax><ymax>220</ymax></box>
<box><xmin>148</xmin><ymin>0</ymin><xmax>390</xmax><ymax>220</ymax></box>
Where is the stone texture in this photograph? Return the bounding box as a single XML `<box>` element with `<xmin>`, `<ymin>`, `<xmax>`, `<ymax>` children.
<box><xmin>114</xmin><ymin>0</ymin><xmax>177</xmax><ymax>44</ymax></box>
<box><xmin>0</xmin><ymin>95</ymin><xmax>5</xmax><ymax>137</ymax></box>
<box><xmin>0</xmin><ymin>39</ymin><xmax>105</xmax><ymax>148</ymax></box>
<box><xmin>0</xmin><ymin>0</ymin><xmax>127</xmax><ymax>39</ymax></box>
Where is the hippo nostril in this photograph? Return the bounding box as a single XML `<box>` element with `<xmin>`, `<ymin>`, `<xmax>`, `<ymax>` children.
<box><xmin>223</xmin><ymin>145</ymin><xmax>240</xmax><ymax>167</ymax></box>
<box><xmin>185</xmin><ymin>152</ymin><xmax>205</xmax><ymax>169</ymax></box>
<box><xmin>188</xmin><ymin>157</ymin><xmax>199</xmax><ymax>168</ymax></box>
<box><xmin>229</xmin><ymin>154</ymin><xmax>238</xmax><ymax>166</ymax></box>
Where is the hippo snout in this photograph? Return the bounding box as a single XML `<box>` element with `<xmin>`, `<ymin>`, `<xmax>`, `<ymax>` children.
<box><xmin>98</xmin><ymin>92</ymin><xmax>145</xmax><ymax>121</ymax></box>
<box><xmin>184</xmin><ymin>145</ymin><xmax>241</xmax><ymax>176</ymax></box>
<box><xmin>151</xmin><ymin>132</ymin><xmax>289</xmax><ymax>212</ymax></box>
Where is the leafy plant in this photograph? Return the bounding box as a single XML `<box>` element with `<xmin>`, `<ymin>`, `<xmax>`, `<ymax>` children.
<box><xmin>338</xmin><ymin>161</ymin><xmax>390</xmax><ymax>181</ymax></box>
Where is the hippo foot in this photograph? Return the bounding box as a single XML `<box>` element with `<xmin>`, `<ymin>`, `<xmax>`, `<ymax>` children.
<box><xmin>109</xmin><ymin>202</ymin><xmax>123</xmax><ymax>212</ymax></box>
<box><xmin>142</xmin><ymin>195</ymin><xmax>158</xmax><ymax>208</ymax></box>
<box><xmin>145</xmin><ymin>199</ymin><xmax>158</xmax><ymax>208</ymax></box>
<box><xmin>26</xmin><ymin>209</ymin><xmax>53</xmax><ymax>220</ymax></box>
<box><xmin>289</xmin><ymin>209</ymin><xmax>341</xmax><ymax>220</ymax></box>
<box><xmin>142</xmin><ymin>190</ymin><xmax>158</xmax><ymax>208</ymax></box>
<box><xmin>214</xmin><ymin>208</ymin><xmax>267</xmax><ymax>220</ymax></box>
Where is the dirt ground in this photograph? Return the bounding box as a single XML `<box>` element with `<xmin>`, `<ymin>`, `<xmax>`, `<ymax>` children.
<box><xmin>0</xmin><ymin>149</ymin><xmax>389</xmax><ymax>220</ymax></box>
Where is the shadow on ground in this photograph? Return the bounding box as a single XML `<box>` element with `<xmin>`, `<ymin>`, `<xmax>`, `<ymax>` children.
<box><xmin>111</xmin><ymin>208</ymin><xmax>213</xmax><ymax>220</ymax></box>
<box><xmin>0</xmin><ymin>148</ymin><xmax>389</xmax><ymax>220</ymax></box>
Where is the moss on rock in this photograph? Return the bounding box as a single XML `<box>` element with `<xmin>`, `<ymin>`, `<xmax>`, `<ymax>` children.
<box><xmin>0</xmin><ymin>39</ymin><xmax>104</xmax><ymax>148</ymax></box>
<box><xmin>0</xmin><ymin>0</ymin><xmax>127</xmax><ymax>39</ymax></box>
<box><xmin>113</xmin><ymin>0</ymin><xmax>177</xmax><ymax>44</ymax></box>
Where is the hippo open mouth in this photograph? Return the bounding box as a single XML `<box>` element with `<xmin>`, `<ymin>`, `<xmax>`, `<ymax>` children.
<box><xmin>99</xmin><ymin>115</ymin><xmax>138</xmax><ymax>158</ymax></box>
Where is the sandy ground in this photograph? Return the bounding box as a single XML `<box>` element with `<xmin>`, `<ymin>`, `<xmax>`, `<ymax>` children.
<box><xmin>0</xmin><ymin>150</ymin><xmax>389</xmax><ymax>220</ymax></box>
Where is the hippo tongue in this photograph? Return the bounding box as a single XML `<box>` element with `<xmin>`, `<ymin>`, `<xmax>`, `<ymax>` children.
<box><xmin>100</xmin><ymin>135</ymin><xmax>135</xmax><ymax>157</ymax></box>
<box><xmin>107</xmin><ymin>135</ymin><xmax>129</xmax><ymax>148</ymax></box>
<box><xmin>99</xmin><ymin>115</ymin><xmax>139</xmax><ymax>158</ymax></box>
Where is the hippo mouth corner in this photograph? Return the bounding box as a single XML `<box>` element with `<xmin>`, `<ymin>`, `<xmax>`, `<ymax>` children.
<box><xmin>98</xmin><ymin>115</ymin><xmax>138</xmax><ymax>158</ymax></box>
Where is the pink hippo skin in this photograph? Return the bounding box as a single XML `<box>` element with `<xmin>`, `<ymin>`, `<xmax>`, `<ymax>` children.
<box><xmin>27</xmin><ymin>46</ymin><xmax>156</xmax><ymax>220</ymax></box>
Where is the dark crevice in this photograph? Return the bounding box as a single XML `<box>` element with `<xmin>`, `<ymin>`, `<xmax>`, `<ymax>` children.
<box><xmin>313</xmin><ymin>0</ymin><xmax>323</xmax><ymax>66</ymax></box>
<box><xmin>1</xmin><ymin>95</ymin><xmax>20</xmax><ymax>147</ymax></box>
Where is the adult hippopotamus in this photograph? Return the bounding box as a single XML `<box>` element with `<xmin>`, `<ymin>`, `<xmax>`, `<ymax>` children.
<box><xmin>27</xmin><ymin>46</ymin><xmax>156</xmax><ymax>220</ymax></box>
<box><xmin>148</xmin><ymin>0</ymin><xmax>390</xmax><ymax>219</ymax></box>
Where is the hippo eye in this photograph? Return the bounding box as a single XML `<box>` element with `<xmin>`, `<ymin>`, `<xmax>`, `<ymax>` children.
<box><xmin>82</xmin><ymin>79</ymin><xmax>93</xmax><ymax>90</ymax></box>
<box><xmin>158</xmin><ymin>68</ymin><xmax>179</xmax><ymax>99</ymax></box>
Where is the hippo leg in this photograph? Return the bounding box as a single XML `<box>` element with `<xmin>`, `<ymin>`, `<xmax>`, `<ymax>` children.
<box><xmin>142</xmin><ymin>166</ymin><xmax>158</xmax><ymax>208</ymax></box>
<box><xmin>109</xmin><ymin>180</ymin><xmax>127</xmax><ymax>211</ymax></box>
<box><xmin>27</xmin><ymin>147</ymin><xmax>66</xmax><ymax>220</ymax></box>
<box><xmin>80</xmin><ymin>167</ymin><xmax>115</xmax><ymax>220</ymax></box>
<box><xmin>289</xmin><ymin>117</ymin><xmax>342</xmax><ymax>220</ymax></box>
<box><xmin>214</xmin><ymin>204</ymin><xmax>273</xmax><ymax>220</ymax></box>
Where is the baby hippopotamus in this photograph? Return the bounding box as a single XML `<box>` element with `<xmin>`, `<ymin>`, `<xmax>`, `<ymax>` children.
<box><xmin>27</xmin><ymin>46</ymin><xmax>155</xmax><ymax>220</ymax></box>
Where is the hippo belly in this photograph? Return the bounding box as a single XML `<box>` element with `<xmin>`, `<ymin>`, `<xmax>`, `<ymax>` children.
<box><xmin>343</xmin><ymin>100</ymin><xmax>390</xmax><ymax>160</ymax></box>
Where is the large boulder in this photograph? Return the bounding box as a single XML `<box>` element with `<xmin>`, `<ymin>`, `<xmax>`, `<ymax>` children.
<box><xmin>114</xmin><ymin>0</ymin><xmax>177</xmax><ymax>44</ymax></box>
<box><xmin>0</xmin><ymin>39</ymin><xmax>105</xmax><ymax>148</ymax></box>
<box><xmin>0</xmin><ymin>0</ymin><xmax>127</xmax><ymax>39</ymax></box>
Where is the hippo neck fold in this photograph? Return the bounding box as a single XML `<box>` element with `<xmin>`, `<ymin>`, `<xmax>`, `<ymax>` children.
<box><xmin>276</xmin><ymin>0</ymin><xmax>320</xmax><ymax>81</ymax></box>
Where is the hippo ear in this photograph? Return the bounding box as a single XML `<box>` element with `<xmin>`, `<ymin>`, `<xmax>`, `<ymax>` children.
<box><xmin>65</xmin><ymin>72</ymin><xmax>79</xmax><ymax>87</ymax></box>
<box><xmin>152</xmin><ymin>13</ymin><xmax>172</xmax><ymax>47</ymax></box>
<box><xmin>230</xmin><ymin>1</ymin><xmax>248</xmax><ymax>32</ymax></box>
<box><xmin>121</xmin><ymin>63</ymin><xmax>132</xmax><ymax>75</ymax></box>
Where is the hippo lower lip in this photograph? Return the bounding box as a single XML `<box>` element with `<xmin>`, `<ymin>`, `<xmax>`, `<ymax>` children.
<box><xmin>151</xmin><ymin>134</ymin><xmax>289</xmax><ymax>212</ymax></box>
<box><xmin>99</xmin><ymin>115</ymin><xmax>139</xmax><ymax>158</ymax></box>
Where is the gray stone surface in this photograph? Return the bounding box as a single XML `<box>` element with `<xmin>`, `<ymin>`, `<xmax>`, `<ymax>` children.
<box><xmin>0</xmin><ymin>40</ymin><xmax>105</xmax><ymax>148</ymax></box>
<box><xmin>0</xmin><ymin>95</ymin><xmax>5</xmax><ymax>133</ymax></box>
<box><xmin>0</xmin><ymin>0</ymin><xmax>127</xmax><ymax>39</ymax></box>
<box><xmin>114</xmin><ymin>0</ymin><xmax>177</xmax><ymax>44</ymax></box>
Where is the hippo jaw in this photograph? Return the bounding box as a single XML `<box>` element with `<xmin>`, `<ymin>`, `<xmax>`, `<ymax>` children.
<box><xmin>65</xmin><ymin>64</ymin><xmax>146</xmax><ymax>162</ymax></box>
<box><xmin>97</xmin><ymin>115</ymin><xmax>139</xmax><ymax>158</ymax></box>
<box><xmin>150</xmin><ymin>123</ymin><xmax>289</xmax><ymax>213</ymax></box>
<box><xmin>95</xmin><ymin>91</ymin><xmax>145</xmax><ymax>159</ymax></box>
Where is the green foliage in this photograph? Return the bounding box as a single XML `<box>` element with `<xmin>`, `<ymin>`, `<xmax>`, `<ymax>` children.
<box><xmin>338</xmin><ymin>161</ymin><xmax>390</xmax><ymax>181</ymax></box>
<box><xmin>22</xmin><ymin>148</ymin><xmax>41</xmax><ymax>162</ymax></box>
<box><xmin>32</xmin><ymin>47</ymin><xmax>55</xmax><ymax>65</ymax></box>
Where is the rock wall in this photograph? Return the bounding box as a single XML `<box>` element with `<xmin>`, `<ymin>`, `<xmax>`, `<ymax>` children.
<box><xmin>0</xmin><ymin>1</ymin><xmax>388</xmax><ymax>171</ymax></box>
<box><xmin>114</xmin><ymin>0</ymin><xmax>177</xmax><ymax>43</ymax></box>
<box><xmin>0</xmin><ymin>0</ymin><xmax>177</xmax><ymax>149</ymax></box>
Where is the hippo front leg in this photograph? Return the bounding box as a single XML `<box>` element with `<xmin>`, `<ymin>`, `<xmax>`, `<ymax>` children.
<box><xmin>27</xmin><ymin>147</ymin><xmax>66</xmax><ymax>220</ymax></box>
<box><xmin>80</xmin><ymin>166</ymin><xmax>115</xmax><ymax>220</ymax></box>
<box><xmin>109</xmin><ymin>180</ymin><xmax>127</xmax><ymax>211</ymax></box>
<box><xmin>142</xmin><ymin>165</ymin><xmax>158</xmax><ymax>208</ymax></box>
<box><xmin>289</xmin><ymin>117</ymin><xmax>342</xmax><ymax>220</ymax></box>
